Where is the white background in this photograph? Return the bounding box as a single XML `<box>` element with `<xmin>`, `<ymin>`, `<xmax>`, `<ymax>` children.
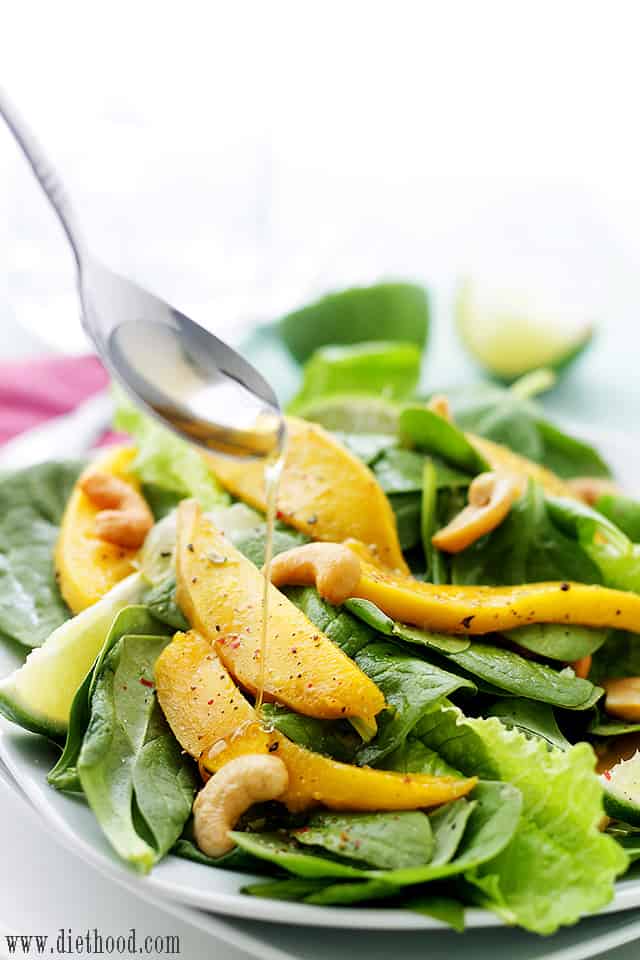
<box><xmin>2</xmin><ymin>1</ymin><xmax>640</xmax><ymax>415</ymax></box>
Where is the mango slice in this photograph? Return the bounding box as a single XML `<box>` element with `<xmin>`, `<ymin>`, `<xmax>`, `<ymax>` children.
<box><xmin>203</xmin><ymin>416</ymin><xmax>408</xmax><ymax>573</ymax></box>
<box><xmin>155</xmin><ymin>631</ymin><xmax>476</xmax><ymax>813</ymax></box>
<box><xmin>351</xmin><ymin>557</ymin><xmax>640</xmax><ymax>635</ymax></box>
<box><xmin>469</xmin><ymin>434</ymin><xmax>574</xmax><ymax>498</ymax></box>
<box><xmin>55</xmin><ymin>446</ymin><xmax>142</xmax><ymax>613</ymax></box>
<box><xmin>175</xmin><ymin>501</ymin><xmax>385</xmax><ymax>731</ymax></box>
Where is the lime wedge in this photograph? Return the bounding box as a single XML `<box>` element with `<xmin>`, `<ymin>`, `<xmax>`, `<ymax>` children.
<box><xmin>294</xmin><ymin>394</ymin><xmax>400</xmax><ymax>434</ymax></box>
<box><xmin>456</xmin><ymin>278</ymin><xmax>594</xmax><ymax>382</ymax></box>
<box><xmin>0</xmin><ymin>573</ymin><xmax>144</xmax><ymax>738</ymax></box>
<box><xmin>602</xmin><ymin>750</ymin><xmax>640</xmax><ymax>827</ymax></box>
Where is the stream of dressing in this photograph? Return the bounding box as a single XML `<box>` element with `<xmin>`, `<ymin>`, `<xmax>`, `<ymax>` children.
<box><xmin>254</xmin><ymin>428</ymin><xmax>287</xmax><ymax>722</ymax></box>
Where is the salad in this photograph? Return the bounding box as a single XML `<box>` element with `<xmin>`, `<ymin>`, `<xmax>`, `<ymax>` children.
<box><xmin>1</xmin><ymin>282</ymin><xmax>640</xmax><ymax>937</ymax></box>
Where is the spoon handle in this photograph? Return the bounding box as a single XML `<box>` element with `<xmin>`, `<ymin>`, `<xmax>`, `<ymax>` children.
<box><xmin>0</xmin><ymin>87</ymin><xmax>85</xmax><ymax>267</ymax></box>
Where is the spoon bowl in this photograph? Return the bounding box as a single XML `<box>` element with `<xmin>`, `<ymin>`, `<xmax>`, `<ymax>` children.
<box><xmin>0</xmin><ymin>89</ymin><xmax>284</xmax><ymax>460</ymax></box>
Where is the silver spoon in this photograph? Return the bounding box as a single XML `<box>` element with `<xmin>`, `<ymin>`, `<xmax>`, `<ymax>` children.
<box><xmin>0</xmin><ymin>90</ymin><xmax>284</xmax><ymax>459</ymax></box>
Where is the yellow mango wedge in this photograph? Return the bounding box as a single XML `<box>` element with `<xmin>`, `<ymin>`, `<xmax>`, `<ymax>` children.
<box><xmin>203</xmin><ymin>416</ymin><xmax>408</xmax><ymax>573</ymax></box>
<box><xmin>175</xmin><ymin>500</ymin><xmax>385</xmax><ymax>732</ymax></box>
<box><xmin>56</xmin><ymin>446</ymin><xmax>142</xmax><ymax>613</ymax></box>
<box><xmin>351</xmin><ymin>556</ymin><xmax>640</xmax><ymax>635</ymax></box>
<box><xmin>155</xmin><ymin>631</ymin><xmax>476</xmax><ymax>813</ymax></box>
<box><xmin>469</xmin><ymin>434</ymin><xmax>574</xmax><ymax>498</ymax></box>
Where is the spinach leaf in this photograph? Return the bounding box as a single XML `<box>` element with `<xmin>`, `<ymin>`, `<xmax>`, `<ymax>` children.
<box><xmin>284</xmin><ymin>587</ymin><xmax>375</xmax><ymax>658</ymax></box>
<box><xmin>407</xmin><ymin>894</ymin><xmax>466</xmax><ymax>931</ymax></box>
<box><xmin>48</xmin><ymin>606</ymin><xmax>171</xmax><ymax>792</ymax></box>
<box><xmin>234</xmin><ymin>523</ymin><xmax>308</xmax><ymax>568</ymax></box>
<box><xmin>381</xmin><ymin>737</ymin><xmax>462</xmax><ymax>778</ymax></box>
<box><xmin>289</xmin><ymin>341</ymin><xmax>422</xmax><ymax>411</ymax></box>
<box><xmin>486</xmin><ymin>698</ymin><xmax>571</xmax><ymax>750</ymax></box>
<box><xmin>596</xmin><ymin>493</ymin><xmax>640</xmax><ymax>543</ymax></box>
<box><xmin>0</xmin><ymin>459</ymin><xmax>82</xmax><ymax>522</ymax></box>
<box><xmin>78</xmin><ymin>633</ymin><xmax>196</xmax><ymax>871</ymax></box>
<box><xmin>303</xmin><ymin>880</ymin><xmax>400</xmax><ymax>906</ymax></box>
<box><xmin>589</xmin><ymin>711</ymin><xmax>640</xmax><ymax>737</ymax></box>
<box><xmin>590</xmin><ymin>631</ymin><xmax>640</xmax><ymax>682</ymax></box>
<box><xmin>536</xmin><ymin>420</ymin><xmax>611</xmax><ymax>480</ymax></box>
<box><xmin>230</xmin><ymin>832</ymin><xmax>369</xmax><ymax>879</ymax></box>
<box><xmin>447</xmin><ymin>382</ymin><xmax>610</xmax><ymax>478</ymax></box>
<box><xmin>388</xmin><ymin>492</ymin><xmax>422</xmax><ymax>551</ymax></box>
<box><xmin>132</xmin><ymin>700</ymin><xmax>198</xmax><ymax>858</ymax></box>
<box><xmin>373</xmin><ymin>449</ymin><xmax>469</xmax><ymax>495</ymax></box>
<box><xmin>421</xmin><ymin>459</ymin><xmax>448</xmax><ymax>584</ymax></box>
<box><xmin>612</xmin><ymin>835</ymin><xmax>640</xmax><ymax>865</ymax></box>
<box><xmin>443</xmin><ymin>643</ymin><xmax>602</xmax><ymax>710</ymax></box>
<box><xmin>428</xmin><ymin>798</ymin><xmax>476</xmax><ymax>867</ymax></box>
<box><xmin>0</xmin><ymin>461</ymin><xmax>83</xmax><ymax>648</ymax></box>
<box><xmin>260</xmin><ymin>703</ymin><xmax>358</xmax><ymax>763</ymax></box>
<box><xmin>143</xmin><ymin>577</ymin><xmax>189</xmax><ymax>631</ymax></box>
<box><xmin>295</xmin><ymin>811</ymin><xmax>434</xmax><ymax>870</ymax></box>
<box><xmin>504</xmin><ymin>623</ymin><xmax>608</xmax><ymax>662</ymax></box>
<box><xmin>399</xmin><ymin>407</ymin><xmax>489</xmax><ymax>475</ymax></box>
<box><xmin>548</xmin><ymin>496</ymin><xmax>640</xmax><ymax>594</ymax></box>
<box><xmin>278</xmin><ymin>282</ymin><xmax>429</xmax><ymax>364</ymax></box>
<box><xmin>242</xmin><ymin>878</ymin><xmax>332</xmax><ymax>900</ymax></box>
<box><xmin>344</xmin><ymin>597</ymin><xmax>470</xmax><ymax>653</ymax></box>
<box><xmin>234</xmin><ymin>782</ymin><xmax>520</xmax><ymax>892</ymax></box>
<box><xmin>354</xmin><ymin>643</ymin><xmax>476</xmax><ymax>765</ymax></box>
<box><xmin>173</xmin><ymin>837</ymin><xmax>266</xmax><ymax>873</ymax></box>
<box><xmin>452</xmin><ymin>481</ymin><xmax>602</xmax><ymax>587</ymax></box>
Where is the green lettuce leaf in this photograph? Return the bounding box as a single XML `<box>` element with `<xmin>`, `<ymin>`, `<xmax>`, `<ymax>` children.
<box><xmin>417</xmin><ymin>703</ymin><xmax>628</xmax><ymax>933</ymax></box>
<box><xmin>113</xmin><ymin>390</ymin><xmax>228</xmax><ymax>510</ymax></box>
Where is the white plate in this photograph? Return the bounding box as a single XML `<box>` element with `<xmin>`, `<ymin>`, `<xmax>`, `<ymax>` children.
<box><xmin>0</xmin><ymin>421</ymin><xmax>639</xmax><ymax>934</ymax></box>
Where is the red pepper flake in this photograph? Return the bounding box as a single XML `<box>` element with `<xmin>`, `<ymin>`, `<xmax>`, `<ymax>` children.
<box><xmin>604</xmin><ymin>770</ymin><xmax>612</xmax><ymax>780</ymax></box>
<box><xmin>231</xmin><ymin>640</ymin><xmax>241</xmax><ymax>649</ymax></box>
<box><xmin>139</xmin><ymin>678</ymin><xmax>154</xmax><ymax>688</ymax></box>
<box><xmin>297</xmin><ymin>826</ymin><xmax>310</xmax><ymax>833</ymax></box>
<box><xmin>307</xmin><ymin>682</ymin><xmax>314</xmax><ymax>688</ymax></box>
<box><xmin>276</xmin><ymin>510</ymin><xmax>285</xmax><ymax>520</ymax></box>
<box><xmin>207</xmin><ymin>699</ymin><xmax>214</xmax><ymax>705</ymax></box>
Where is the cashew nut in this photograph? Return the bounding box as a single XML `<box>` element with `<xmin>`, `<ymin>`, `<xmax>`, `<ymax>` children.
<box><xmin>193</xmin><ymin>754</ymin><xmax>289</xmax><ymax>857</ymax></box>
<box><xmin>567</xmin><ymin>476</ymin><xmax>621</xmax><ymax>506</ymax></box>
<box><xmin>80</xmin><ymin>472</ymin><xmax>154</xmax><ymax>549</ymax></box>
<box><xmin>267</xmin><ymin>542</ymin><xmax>362</xmax><ymax>606</ymax></box>
<box><xmin>427</xmin><ymin>394</ymin><xmax>453</xmax><ymax>422</ymax></box>
<box><xmin>432</xmin><ymin>471</ymin><xmax>521</xmax><ymax>554</ymax></box>
<box><xmin>602</xmin><ymin>677</ymin><xmax>640</xmax><ymax>723</ymax></box>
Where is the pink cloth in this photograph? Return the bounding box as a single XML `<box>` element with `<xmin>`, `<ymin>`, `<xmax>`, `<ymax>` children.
<box><xmin>0</xmin><ymin>354</ymin><xmax>110</xmax><ymax>445</ymax></box>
